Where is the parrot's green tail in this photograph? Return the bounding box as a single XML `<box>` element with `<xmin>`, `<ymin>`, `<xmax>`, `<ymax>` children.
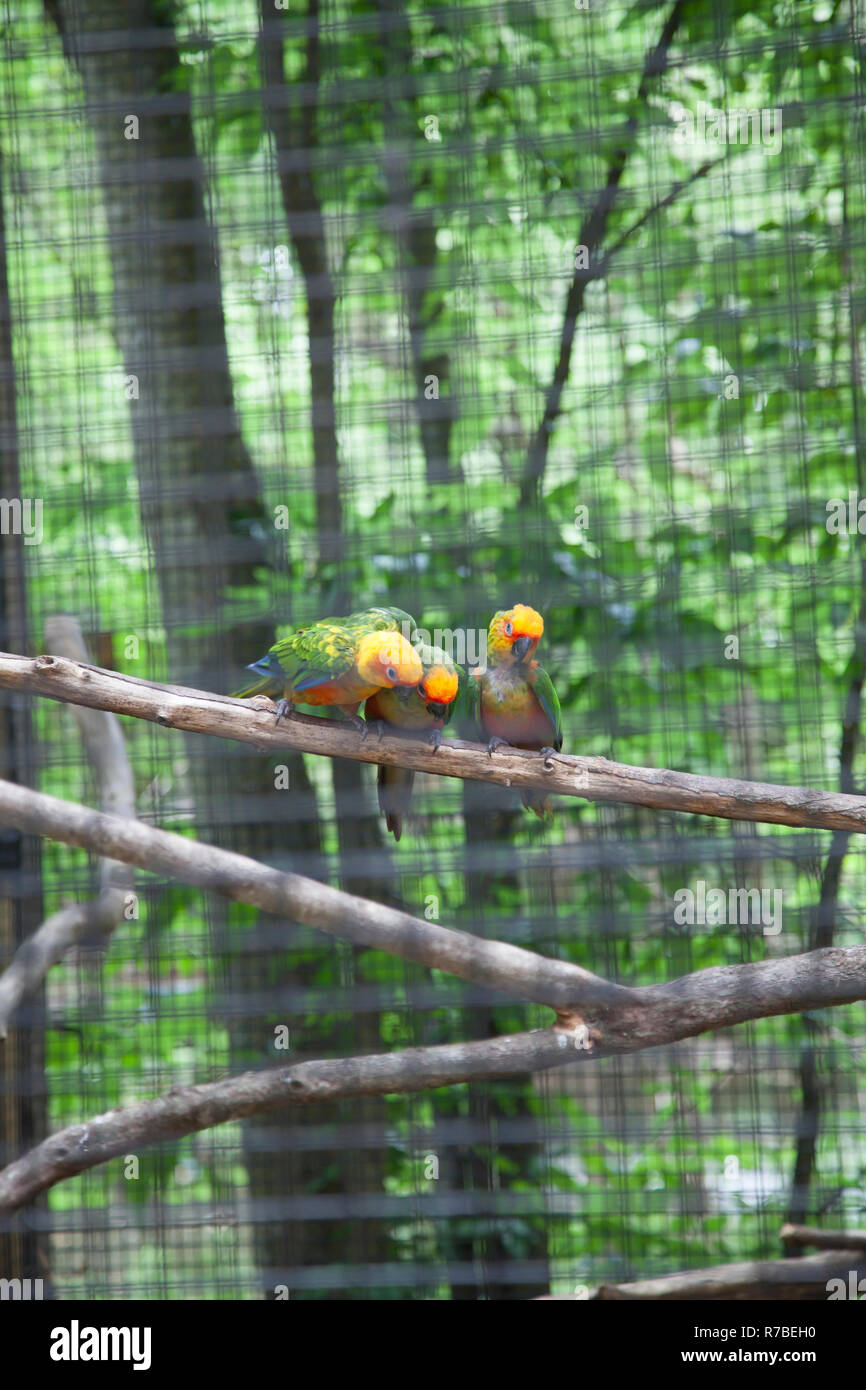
<box><xmin>378</xmin><ymin>764</ymin><xmax>416</xmax><ymax>841</ymax></box>
<box><xmin>520</xmin><ymin>787</ymin><xmax>554</xmax><ymax>820</ymax></box>
<box><xmin>231</xmin><ymin>675</ymin><xmax>280</xmax><ymax>699</ymax></box>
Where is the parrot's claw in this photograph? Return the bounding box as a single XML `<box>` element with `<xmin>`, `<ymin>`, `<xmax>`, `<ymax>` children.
<box><xmin>487</xmin><ymin>736</ymin><xmax>510</xmax><ymax>758</ymax></box>
<box><xmin>274</xmin><ymin>698</ymin><xmax>293</xmax><ymax>726</ymax></box>
<box><xmin>362</xmin><ymin>719</ymin><xmax>388</xmax><ymax>743</ymax></box>
<box><xmin>540</xmin><ymin>746</ymin><xmax>558</xmax><ymax>770</ymax></box>
<box><xmin>427</xmin><ymin>728</ymin><xmax>443</xmax><ymax>753</ymax></box>
<box><xmin>345</xmin><ymin>712</ymin><xmax>367</xmax><ymax>733</ymax></box>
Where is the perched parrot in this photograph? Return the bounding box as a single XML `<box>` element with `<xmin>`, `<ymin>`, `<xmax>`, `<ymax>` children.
<box><xmin>364</xmin><ymin>643</ymin><xmax>461</xmax><ymax>841</ymax></box>
<box><xmin>233</xmin><ymin>607</ymin><xmax>422</xmax><ymax>727</ymax></box>
<box><xmin>470</xmin><ymin>603</ymin><xmax>563</xmax><ymax>818</ymax></box>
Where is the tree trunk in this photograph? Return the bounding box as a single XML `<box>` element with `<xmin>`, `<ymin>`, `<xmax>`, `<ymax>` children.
<box><xmin>46</xmin><ymin>0</ymin><xmax>323</xmax><ymax>1298</ymax></box>
<box><xmin>0</xmin><ymin>139</ymin><xmax>49</xmax><ymax>1292</ymax></box>
<box><xmin>377</xmin><ymin>0</ymin><xmax>460</xmax><ymax>487</ymax></box>
<box><xmin>259</xmin><ymin>0</ymin><xmax>395</xmax><ymax>1291</ymax></box>
<box><xmin>454</xmin><ymin>772</ymin><xmax>551</xmax><ymax>1299</ymax></box>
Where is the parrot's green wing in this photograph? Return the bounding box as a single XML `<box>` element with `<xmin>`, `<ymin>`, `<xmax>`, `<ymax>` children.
<box><xmin>234</xmin><ymin>607</ymin><xmax>416</xmax><ymax>699</ymax></box>
<box><xmin>529</xmin><ymin>663</ymin><xmax>563</xmax><ymax>750</ymax></box>
<box><xmin>455</xmin><ymin>667</ymin><xmax>483</xmax><ymax>739</ymax></box>
<box><xmin>345</xmin><ymin>606</ymin><xmax>416</xmax><ymax>635</ymax></box>
<box><xmin>414</xmin><ymin>641</ymin><xmax>456</xmax><ymax>671</ymax></box>
<box><xmin>274</xmin><ymin>621</ymin><xmax>359</xmax><ymax>692</ymax></box>
<box><xmin>444</xmin><ymin>662</ymin><xmax>466</xmax><ymax>725</ymax></box>
<box><xmin>289</xmin><ymin>606</ymin><xmax>414</xmax><ymax>637</ymax></box>
<box><xmin>379</xmin><ymin>606</ymin><xmax>416</xmax><ymax>633</ymax></box>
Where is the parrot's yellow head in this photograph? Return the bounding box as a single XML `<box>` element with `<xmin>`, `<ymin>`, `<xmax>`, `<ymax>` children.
<box><xmin>420</xmin><ymin>663</ymin><xmax>459</xmax><ymax>719</ymax></box>
<box><xmin>487</xmin><ymin>604</ymin><xmax>544</xmax><ymax>665</ymax></box>
<box><xmin>357</xmin><ymin>631</ymin><xmax>423</xmax><ymax>689</ymax></box>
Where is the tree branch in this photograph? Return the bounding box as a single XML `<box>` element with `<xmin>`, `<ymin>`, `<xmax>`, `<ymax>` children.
<box><xmin>780</xmin><ymin>1223</ymin><xmax>866</xmax><ymax>1252</ymax></box>
<box><xmin>0</xmin><ymin>773</ymin><xmax>622</xmax><ymax>1017</ymax></box>
<box><xmin>2</xmin><ymin>777</ymin><xmax>866</xmax><ymax>1044</ymax></box>
<box><xmin>0</xmin><ymin>619</ymin><xmax>136</xmax><ymax>1038</ymax></box>
<box><xmin>0</xmin><ymin>897</ymin><xmax>122</xmax><ymax>1044</ymax></box>
<box><xmin>784</xmin><ymin>564</ymin><xmax>866</xmax><ymax>1245</ymax></box>
<box><xmin>536</xmin><ymin>1247</ymin><xmax>866</xmax><ymax>1300</ymax></box>
<box><xmin>591</xmin><ymin>156</ymin><xmax>728</xmax><ymax>283</ymax></box>
<box><xmin>42</xmin><ymin>618</ymin><xmax>136</xmax><ymax>841</ymax></box>
<box><xmin>3</xmin><ymin>774</ymin><xmax>866</xmax><ymax>1206</ymax></box>
<box><xmin>2</xmin><ymin>649</ymin><xmax>866</xmax><ymax>834</ymax></box>
<box><xmin>4</xmin><ymin>908</ymin><xmax>866</xmax><ymax>1212</ymax></box>
<box><xmin>259</xmin><ymin>0</ymin><xmax>343</xmax><ymax>565</ymax></box>
<box><xmin>519</xmin><ymin>156</ymin><xmax>730</xmax><ymax>507</ymax></box>
<box><xmin>0</xmin><ymin>1028</ymin><xmax>579</xmax><ymax>1212</ymax></box>
<box><xmin>521</xmin><ymin>0</ymin><xmax>690</xmax><ymax>502</ymax></box>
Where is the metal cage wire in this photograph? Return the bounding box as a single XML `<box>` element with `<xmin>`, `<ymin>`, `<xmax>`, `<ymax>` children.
<box><xmin>0</xmin><ymin>0</ymin><xmax>864</xmax><ymax>1299</ymax></box>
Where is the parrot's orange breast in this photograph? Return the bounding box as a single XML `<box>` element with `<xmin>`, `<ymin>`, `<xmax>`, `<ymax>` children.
<box><xmin>481</xmin><ymin>704</ymin><xmax>551</xmax><ymax>749</ymax></box>
<box><xmin>291</xmin><ymin>674</ymin><xmax>379</xmax><ymax>706</ymax></box>
<box><xmin>480</xmin><ymin>675</ymin><xmax>552</xmax><ymax>749</ymax></box>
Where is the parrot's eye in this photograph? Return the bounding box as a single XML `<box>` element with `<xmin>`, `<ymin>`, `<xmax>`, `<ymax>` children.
<box><xmin>504</xmin><ymin>621</ymin><xmax>514</xmax><ymax>636</ymax></box>
<box><xmin>386</xmin><ymin>666</ymin><xmax>398</xmax><ymax>682</ymax></box>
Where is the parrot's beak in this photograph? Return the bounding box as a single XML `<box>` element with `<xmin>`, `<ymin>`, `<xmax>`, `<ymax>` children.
<box><xmin>511</xmin><ymin>635</ymin><xmax>532</xmax><ymax>662</ymax></box>
<box><xmin>395</xmin><ymin>684</ymin><xmax>415</xmax><ymax>703</ymax></box>
<box><xmin>426</xmin><ymin>702</ymin><xmax>448</xmax><ymax>719</ymax></box>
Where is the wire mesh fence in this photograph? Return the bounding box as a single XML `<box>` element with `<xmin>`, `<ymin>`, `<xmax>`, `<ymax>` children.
<box><xmin>0</xmin><ymin>0</ymin><xmax>865</xmax><ymax>1301</ymax></box>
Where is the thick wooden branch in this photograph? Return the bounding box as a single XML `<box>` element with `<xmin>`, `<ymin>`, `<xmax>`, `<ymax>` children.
<box><xmin>2</xmin><ymin>650</ymin><xmax>866</xmax><ymax>834</ymax></box>
<box><xmin>3</xmin><ymin>778</ymin><xmax>866</xmax><ymax>1208</ymax></box>
<box><xmin>780</xmin><ymin>1223</ymin><xmax>866</xmax><ymax>1252</ymax></box>
<box><xmin>0</xmin><ymin>895</ymin><xmax>125</xmax><ymax>1042</ymax></box>
<box><xmin>42</xmin><ymin>619</ymin><xmax>136</xmax><ymax>851</ymax></box>
<box><xmin>0</xmin><ymin>1029</ymin><xmax>577</xmax><ymax>1212</ymax></box>
<box><xmin>592</xmin><ymin>1223</ymin><xmax>866</xmax><ymax>1298</ymax></box>
<box><xmin>0</xmin><ymin>620</ymin><xmax>136</xmax><ymax>1038</ymax></box>
<box><xmin>0</xmin><ymin>774</ymin><xmax>622</xmax><ymax>1018</ymax></box>
<box><xmin>784</xmin><ymin>569</ymin><xmax>866</xmax><ymax>1238</ymax></box>
<box><xmin>1</xmin><ymin>777</ymin><xmax>866</xmax><ymax>1051</ymax></box>
<box><xmin>536</xmin><ymin>1248</ymin><xmax>866</xmax><ymax>1300</ymax></box>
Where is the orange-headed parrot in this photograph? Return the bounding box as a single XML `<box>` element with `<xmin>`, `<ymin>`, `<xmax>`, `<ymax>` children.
<box><xmin>234</xmin><ymin>607</ymin><xmax>422</xmax><ymax>729</ymax></box>
<box><xmin>365</xmin><ymin>642</ymin><xmax>461</xmax><ymax>840</ymax></box>
<box><xmin>470</xmin><ymin>604</ymin><xmax>562</xmax><ymax>818</ymax></box>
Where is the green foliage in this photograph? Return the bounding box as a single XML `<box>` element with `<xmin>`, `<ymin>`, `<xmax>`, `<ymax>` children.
<box><xmin>3</xmin><ymin>0</ymin><xmax>865</xmax><ymax>1298</ymax></box>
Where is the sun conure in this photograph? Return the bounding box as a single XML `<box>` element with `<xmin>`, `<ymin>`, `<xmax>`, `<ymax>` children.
<box><xmin>364</xmin><ymin>643</ymin><xmax>461</xmax><ymax>840</ymax></box>
<box><xmin>233</xmin><ymin>606</ymin><xmax>422</xmax><ymax>727</ymax></box>
<box><xmin>470</xmin><ymin>603</ymin><xmax>562</xmax><ymax>818</ymax></box>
